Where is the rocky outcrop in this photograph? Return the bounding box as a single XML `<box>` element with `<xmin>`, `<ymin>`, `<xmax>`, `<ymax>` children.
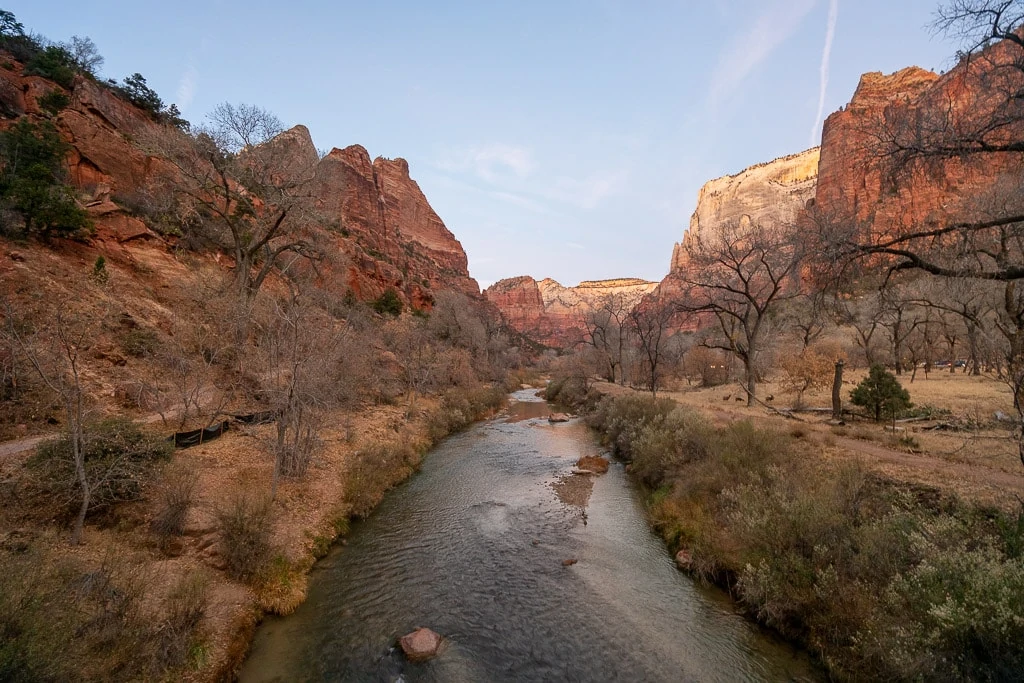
<box><xmin>484</xmin><ymin>276</ymin><xmax>658</xmax><ymax>348</ymax></box>
<box><xmin>0</xmin><ymin>56</ymin><xmax>478</xmax><ymax>308</ymax></box>
<box><xmin>307</xmin><ymin>141</ymin><xmax>479</xmax><ymax>305</ymax></box>
<box><xmin>813</xmin><ymin>55</ymin><xmax>1023</xmax><ymax>244</ymax></box>
<box><xmin>668</xmin><ymin>147</ymin><xmax>819</xmax><ymax>274</ymax></box>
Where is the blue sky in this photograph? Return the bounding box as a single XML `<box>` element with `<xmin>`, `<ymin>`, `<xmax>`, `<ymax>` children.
<box><xmin>10</xmin><ymin>1</ymin><xmax>960</xmax><ymax>288</ymax></box>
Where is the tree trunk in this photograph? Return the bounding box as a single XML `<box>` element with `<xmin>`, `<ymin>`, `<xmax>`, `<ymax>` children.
<box><xmin>744</xmin><ymin>356</ymin><xmax>756</xmax><ymax>407</ymax></box>
<box><xmin>832</xmin><ymin>361</ymin><xmax>844</xmax><ymax>421</ymax></box>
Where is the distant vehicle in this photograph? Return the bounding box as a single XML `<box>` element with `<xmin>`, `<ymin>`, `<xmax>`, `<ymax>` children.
<box><xmin>953</xmin><ymin>359</ymin><xmax>967</xmax><ymax>368</ymax></box>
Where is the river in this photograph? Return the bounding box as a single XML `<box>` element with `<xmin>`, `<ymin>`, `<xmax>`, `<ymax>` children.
<box><xmin>239</xmin><ymin>389</ymin><xmax>819</xmax><ymax>682</ymax></box>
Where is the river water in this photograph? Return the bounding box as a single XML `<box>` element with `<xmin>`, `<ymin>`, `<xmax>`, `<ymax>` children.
<box><xmin>239</xmin><ymin>390</ymin><xmax>819</xmax><ymax>682</ymax></box>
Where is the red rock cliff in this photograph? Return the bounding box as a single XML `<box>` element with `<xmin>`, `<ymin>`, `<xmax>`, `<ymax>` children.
<box><xmin>0</xmin><ymin>57</ymin><xmax>478</xmax><ymax>307</ymax></box>
<box><xmin>485</xmin><ymin>276</ymin><xmax>658</xmax><ymax>348</ymax></box>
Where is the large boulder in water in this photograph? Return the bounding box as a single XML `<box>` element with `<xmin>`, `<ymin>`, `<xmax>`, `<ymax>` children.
<box><xmin>399</xmin><ymin>627</ymin><xmax>444</xmax><ymax>662</ymax></box>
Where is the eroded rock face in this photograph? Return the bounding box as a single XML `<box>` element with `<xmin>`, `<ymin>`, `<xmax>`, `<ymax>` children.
<box><xmin>668</xmin><ymin>147</ymin><xmax>819</xmax><ymax>274</ymax></box>
<box><xmin>656</xmin><ymin>148</ymin><xmax>819</xmax><ymax>325</ymax></box>
<box><xmin>484</xmin><ymin>276</ymin><xmax>658</xmax><ymax>348</ymax></box>
<box><xmin>0</xmin><ymin>53</ymin><xmax>478</xmax><ymax>308</ymax></box>
<box><xmin>813</xmin><ymin>57</ymin><xmax>1024</xmax><ymax>244</ymax></box>
<box><xmin>309</xmin><ymin>143</ymin><xmax>479</xmax><ymax>305</ymax></box>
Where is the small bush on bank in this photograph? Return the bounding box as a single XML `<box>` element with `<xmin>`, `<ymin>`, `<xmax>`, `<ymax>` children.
<box><xmin>586</xmin><ymin>393</ymin><xmax>675</xmax><ymax>461</ymax></box>
<box><xmin>425</xmin><ymin>384</ymin><xmax>507</xmax><ymax>442</ymax></box>
<box><xmin>343</xmin><ymin>429</ymin><xmax>429</xmax><ymax>520</ymax></box>
<box><xmin>151</xmin><ymin>462</ymin><xmax>198</xmax><ymax>544</ymax></box>
<box><xmin>217</xmin><ymin>491</ymin><xmax>274</xmax><ymax>583</ymax></box>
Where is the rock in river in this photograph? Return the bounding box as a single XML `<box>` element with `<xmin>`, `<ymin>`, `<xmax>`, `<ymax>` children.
<box><xmin>399</xmin><ymin>627</ymin><xmax>444</xmax><ymax>662</ymax></box>
<box><xmin>548</xmin><ymin>413</ymin><xmax>571</xmax><ymax>423</ymax></box>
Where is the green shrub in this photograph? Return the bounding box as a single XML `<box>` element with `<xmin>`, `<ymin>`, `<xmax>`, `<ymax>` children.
<box><xmin>38</xmin><ymin>88</ymin><xmax>69</xmax><ymax>115</ymax></box>
<box><xmin>371</xmin><ymin>288</ymin><xmax>403</xmax><ymax>316</ymax></box>
<box><xmin>631</xmin><ymin>408</ymin><xmax>716</xmax><ymax>488</ymax></box>
<box><xmin>217</xmin><ymin>491</ymin><xmax>274</xmax><ymax>582</ymax></box>
<box><xmin>616</xmin><ymin>394</ymin><xmax>1024</xmax><ymax>681</ymax></box>
<box><xmin>91</xmin><ymin>254</ymin><xmax>108</xmax><ymax>284</ymax></box>
<box><xmin>0</xmin><ymin>118</ymin><xmax>91</xmax><ymax>237</ymax></box>
<box><xmin>586</xmin><ymin>394</ymin><xmax>675</xmax><ymax>460</ymax></box>
<box><xmin>28</xmin><ymin>417</ymin><xmax>173</xmax><ymax>516</ymax></box>
<box><xmin>851</xmin><ymin>364</ymin><xmax>911</xmax><ymax>423</ymax></box>
<box><xmin>544</xmin><ymin>375</ymin><xmax>589</xmax><ymax>408</ymax></box>
<box><xmin>25</xmin><ymin>45</ymin><xmax>76</xmax><ymax>88</ymax></box>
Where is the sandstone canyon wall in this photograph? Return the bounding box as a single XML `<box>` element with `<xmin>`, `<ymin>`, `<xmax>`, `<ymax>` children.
<box><xmin>814</xmin><ymin>53</ymin><xmax>1024</xmax><ymax>245</ymax></box>
<box><xmin>659</xmin><ymin>147</ymin><xmax>820</xmax><ymax>308</ymax></box>
<box><xmin>0</xmin><ymin>58</ymin><xmax>477</xmax><ymax>308</ymax></box>
<box><xmin>484</xmin><ymin>276</ymin><xmax>658</xmax><ymax>348</ymax></box>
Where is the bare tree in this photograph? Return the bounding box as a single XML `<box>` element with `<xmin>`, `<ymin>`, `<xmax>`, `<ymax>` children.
<box><xmin>627</xmin><ymin>294</ymin><xmax>677</xmax><ymax>398</ymax></box>
<box><xmin>143</xmin><ymin>104</ymin><xmax>320</xmax><ymax>331</ymax></box>
<box><xmin>580</xmin><ymin>292</ymin><xmax>632</xmax><ymax>384</ymax></box>
<box><xmin>62</xmin><ymin>35</ymin><xmax>104</xmax><ymax>76</ymax></box>
<box><xmin>257</xmin><ymin>291</ymin><xmax>337</xmax><ymax>498</ymax></box>
<box><xmin>4</xmin><ymin>303</ymin><xmax>93</xmax><ymax>543</ymax></box>
<box><xmin>676</xmin><ymin>221</ymin><xmax>805</xmax><ymax>406</ymax></box>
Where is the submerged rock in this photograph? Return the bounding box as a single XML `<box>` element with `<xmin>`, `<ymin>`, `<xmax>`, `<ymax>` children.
<box><xmin>399</xmin><ymin>627</ymin><xmax>444</xmax><ymax>662</ymax></box>
<box><xmin>675</xmin><ymin>549</ymin><xmax>693</xmax><ymax>571</ymax></box>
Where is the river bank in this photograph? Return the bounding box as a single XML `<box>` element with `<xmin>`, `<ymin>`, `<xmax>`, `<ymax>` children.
<box><xmin>546</xmin><ymin>378</ymin><xmax>1024</xmax><ymax>681</ymax></box>
<box><xmin>0</xmin><ymin>383</ymin><xmax>510</xmax><ymax>682</ymax></box>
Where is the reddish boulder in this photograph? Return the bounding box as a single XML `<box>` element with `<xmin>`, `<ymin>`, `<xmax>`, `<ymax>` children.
<box><xmin>399</xmin><ymin>627</ymin><xmax>444</xmax><ymax>662</ymax></box>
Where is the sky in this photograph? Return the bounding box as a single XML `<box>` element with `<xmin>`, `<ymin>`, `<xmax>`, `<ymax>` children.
<box><xmin>9</xmin><ymin>1</ymin><xmax>963</xmax><ymax>288</ymax></box>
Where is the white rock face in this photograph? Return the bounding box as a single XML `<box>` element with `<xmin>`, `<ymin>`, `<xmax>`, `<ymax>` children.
<box><xmin>670</xmin><ymin>148</ymin><xmax>820</xmax><ymax>272</ymax></box>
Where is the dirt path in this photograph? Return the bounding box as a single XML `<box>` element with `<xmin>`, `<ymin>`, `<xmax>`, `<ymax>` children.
<box><xmin>0</xmin><ymin>386</ymin><xmax>219</xmax><ymax>459</ymax></box>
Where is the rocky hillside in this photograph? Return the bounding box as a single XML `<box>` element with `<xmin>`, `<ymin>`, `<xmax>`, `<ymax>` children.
<box><xmin>814</xmin><ymin>55</ymin><xmax>1022</xmax><ymax>244</ymax></box>
<box><xmin>484</xmin><ymin>276</ymin><xmax>658</xmax><ymax>347</ymax></box>
<box><xmin>0</xmin><ymin>57</ymin><xmax>477</xmax><ymax>309</ymax></box>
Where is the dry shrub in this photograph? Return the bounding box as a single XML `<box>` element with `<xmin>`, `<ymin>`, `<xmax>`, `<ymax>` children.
<box><xmin>0</xmin><ymin>538</ymin><xmax>204</xmax><ymax>681</ymax></box>
<box><xmin>155</xmin><ymin>573</ymin><xmax>208</xmax><ymax>670</ymax></box>
<box><xmin>28</xmin><ymin>417</ymin><xmax>173</xmax><ymax>519</ymax></box>
<box><xmin>151</xmin><ymin>461</ymin><xmax>199</xmax><ymax>544</ymax></box>
<box><xmin>779</xmin><ymin>346</ymin><xmax>838</xmax><ymax>407</ymax></box>
<box><xmin>217</xmin><ymin>491</ymin><xmax>274</xmax><ymax>582</ymax></box>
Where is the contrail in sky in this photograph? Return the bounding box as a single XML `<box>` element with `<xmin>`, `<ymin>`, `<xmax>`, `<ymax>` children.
<box><xmin>810</xmin><ymin>0</ymin><xmax>839</xmax><ymax>147</ymax></box>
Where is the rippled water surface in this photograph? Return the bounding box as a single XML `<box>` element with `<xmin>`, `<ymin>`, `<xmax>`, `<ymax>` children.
<box><xmin>239</xmin><ymin>390</ymin><xmax>819</xmax><ymax>682</ymax></box>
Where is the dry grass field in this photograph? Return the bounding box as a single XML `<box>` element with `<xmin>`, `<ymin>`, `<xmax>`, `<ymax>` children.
<box><xmin>596</xmin><ymin>368</ymin><xmax>1024</xmax><ymax>511</ymax></box>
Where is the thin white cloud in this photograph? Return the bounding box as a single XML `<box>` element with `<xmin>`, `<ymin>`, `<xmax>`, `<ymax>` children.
<box><xmin>176</xmin><ymin>64</ymin><xmax>198</xmax><ymax>112</ymax></box>
<box><xmin>708</xmin><ymin>0</ymin><xmax>817</xmax><ymax>108</ymax></box>
<box><xmin>436</xmin><ymin>143</ymin><xmax>535</xmax><ymax>183</ymax></box>
<box><xmin>547</xmin><ymin>170</ymin><xmax>629</xmax><ymax>210</ymax></box>
<box><xmin>810</xmin><ymin>0</ymin><xmax>839</xmax><ymax>146</ymax></box>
